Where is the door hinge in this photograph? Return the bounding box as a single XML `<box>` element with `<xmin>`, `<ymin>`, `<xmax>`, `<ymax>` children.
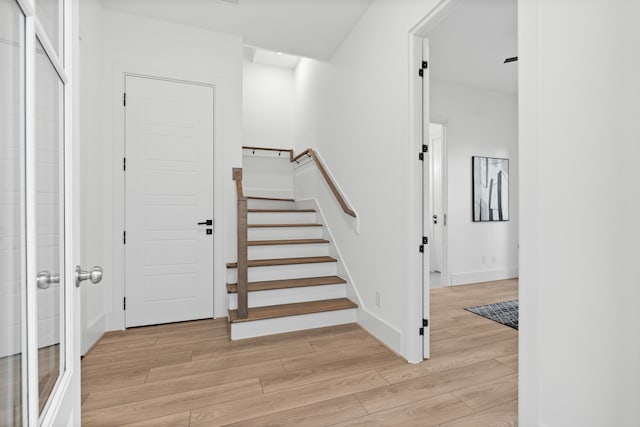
<box><xmin>418</xmin><ymin>61</ymin><xmax>428</xmax><ymax>77</ymax></box>
<box><xmin>123</xmin><ymin>92</ymin><xmax>126</xmax><ymax>106</ymax></box>
<box><xmin>123</xmin><ymin>297</ymin><xmax>126</xmax><ymax>311</ymax></box>
<box><xmin>419</xmin><ymin>152</ymin><xmax>424</xmax><ymax>161</ymax></box>
<box><xmin>123</xmin><ymin>230</ymin><xmax>126</xmax><ymax>244</ymax></box>
<box><xmin>419</xmin><ymin>245</ymin><xmax>424</xmax><ymax>253</ymax></box>
<box><xmin>419</xmin><ymin>327</ymin><xmax>424</xmax><ymax>335</ymax></box>
<box><xmin>123</xmin><ymin>157</ymin><xmax>126</xmax><ymax>171</ymax></box>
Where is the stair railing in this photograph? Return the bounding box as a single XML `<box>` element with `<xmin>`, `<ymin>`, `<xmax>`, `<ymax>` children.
<box><xmin>242</xmin><ymin>146</ymin><xmax>357</xmax><ymax>218</ymax></box>
<box><xmin>232</xmin><ymin>167</ymin><xmax>248</xmax><ymax>319</ymax></box>
<box><xmin>291</xmin><ymin>149</ymin><xmax>356</xmax><ymax>218</ymax></box>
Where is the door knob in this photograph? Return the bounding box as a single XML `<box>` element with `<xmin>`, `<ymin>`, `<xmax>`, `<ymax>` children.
<box><xmin>197</xmin><ymin>219</ymin><xmax>213</xmax><ymax>226</ymax></box>
<box><xmin>75</xmin><ymin>266</ymin><xmax>103</xmax><ymax>287</ymax></box>
<box><xmin>36</xmin><ymin>271</ymin><xmax>60</xmax><ymax>289</ymax></box>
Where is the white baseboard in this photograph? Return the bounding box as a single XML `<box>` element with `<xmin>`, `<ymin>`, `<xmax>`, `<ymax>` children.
<box><xmin>357</xmin><ymin>308</ymin><xmax>403</xmax><ymax>356</ymax></box>
<box><xmin>450</xmin><ymin>267</ymin><xmax>519</xmax><ymax>286</ymax></box>
<box><xmin>82</xmin><ymin>314</ymin><xmax>106</xmax><ymax>356</ymax></box>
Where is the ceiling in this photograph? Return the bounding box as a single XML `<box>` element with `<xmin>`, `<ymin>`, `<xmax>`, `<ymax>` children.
<box><xmin>428</xmin><ymin>0</ymin><xmax>517</xmax><ymax>95</ymax></box>
<box><xmin>99</xmin><ymin>0</ymin><xmax>374</xmax><ymax>60</ymax></box>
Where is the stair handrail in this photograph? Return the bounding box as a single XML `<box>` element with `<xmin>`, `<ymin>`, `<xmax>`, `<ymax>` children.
<box><xmin>291</xmin><ymin>149</ymin><xmax>357</xmax><ymax>218</ymax></box>
<box><xmin>232</xmin><ymin>167</ymin><xmax>249</xmax><ymax>319</ymax></box>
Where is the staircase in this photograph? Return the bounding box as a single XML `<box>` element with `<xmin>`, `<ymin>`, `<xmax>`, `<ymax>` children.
<box><xmin>227</xmin><ymin>189</ymin><xmax>358</xmax><ymax>340</ymax></box>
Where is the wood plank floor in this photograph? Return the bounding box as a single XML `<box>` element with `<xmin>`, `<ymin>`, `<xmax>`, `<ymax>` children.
<box><xmin>81</xmin><ymin>279</ymin><xmax>518</xmax><ymax>426</ymax></box>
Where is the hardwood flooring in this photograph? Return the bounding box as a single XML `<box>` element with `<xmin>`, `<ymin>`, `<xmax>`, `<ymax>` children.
<box><xmin>81</xmin><ymin>279</ymin><xmax>518</xmax><ymax>426</ymax></box>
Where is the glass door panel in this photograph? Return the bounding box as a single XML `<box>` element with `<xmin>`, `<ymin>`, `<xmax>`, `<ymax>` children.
<box><xmin>34</xmin><ymin>36</ymin><xmax>65</xmax><ymax>415</ymax></box>
<box><xmin>0</xmin><ymin>0</ymin><xmax>26</xmax><ymax>425</ymax></box>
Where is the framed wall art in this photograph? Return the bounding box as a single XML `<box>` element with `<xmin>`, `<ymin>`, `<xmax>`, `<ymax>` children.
<box><xmin>472</xmin><ymin>156</ymin><xmax>509</xmax><ymax>222</ymax></box>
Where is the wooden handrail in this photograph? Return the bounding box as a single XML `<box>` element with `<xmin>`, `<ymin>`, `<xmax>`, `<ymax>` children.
<box><xmin>241</xmin><ymin>146</ymin><xmax>356</xmax><ymax>218</ymax></box>
<box><xmin>243</xmin><ymin>146</ymin><xmax>294</xmax><ymax>161</ymax></box>
<box><xmin>292</xmin><ymin>149</ymin><xmax>356</xmax><ymax>218</ymax></box>
<box><xmin>232</xmin><ymin>167</ymin><xmax>248</xmax><ymax>319</ymax></box>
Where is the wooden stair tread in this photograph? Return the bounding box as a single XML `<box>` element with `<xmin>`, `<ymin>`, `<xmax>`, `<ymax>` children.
<box><xmin>246</xmin><ymin>196</ymin><xmax>295</xmax><ymax>202</ymax></box>
<box><xmin>248</xmin><ymin>239</ymin><xmax>329</xmax><ymax>246</ymax></box>
<box><xmin>228</xmin><ymin>298</ymin><xmax>357</xmax><ymax>323</ymax></box>
<box><xmin>227</xmin><ymin>276</ymin><xmax>347</xmax><ymax>293</ymax></box>
<box><xmin>226</xmin><ymin>256</ymin><xmax>337</xmax><ymax>269</ymax></box>
<box><xmin>248</xmin><ymin>209</ymin><xmax>316</xmax><ymax>213</ymax></box>
<box><xmin>248</xmin><ymin>223</ymin><xmax>322</xmax><ymax>228</ymax></box>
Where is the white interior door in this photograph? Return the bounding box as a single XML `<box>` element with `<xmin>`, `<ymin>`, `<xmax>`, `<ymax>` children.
<box><xmin>422</xmin><ymin>39</ymin><xmax>431</xmax><ymax>359</ymax></box>
<box><xmin>1</xmin><ymin>0</ymin><xmax>89</xmax><ymax>426</ymax></box>
<box><xmin>124</xmin><ymin>76</ymin><xmax>214</xmax><ymax>328</ymax></box>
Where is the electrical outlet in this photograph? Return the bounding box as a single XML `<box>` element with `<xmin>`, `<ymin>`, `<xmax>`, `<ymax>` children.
<box><xmin>375</xmin><ymin>291</ymin><xmax>381</xmax><ymax>307</ymax></box>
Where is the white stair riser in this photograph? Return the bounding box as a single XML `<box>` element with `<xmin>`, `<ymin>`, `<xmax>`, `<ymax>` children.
<box><xmin>248</xmin><ymin>243</ymin><xmax>329</xmax><ymax>260</ymax></box>
<box><xmin>248</xmin><ymin>227</ymin><xmax>323</xmax><ymax>240</ymax></box>
<box><xmin>230</xmin><ymin>308</ymin><xmax>357</xmax><ymax>340</ymax></box>
<box><xmin>248</xmin><ymin>211</ymin><xmax>317</xmax><ymax>224</ymax></box>
<box><xmin>247</xmin><ymin>200</ymin><xmax>295</xmax><ymax>210</ymax></box>
<box><xmin>228</xmin><ymin>284</ymin><xmax>347</xmax><ymax>309</ymax></box>
<box><xmin>227</xmin><ymin>262</ymin><xmax>337</xmax><ymax>283</ymax></box>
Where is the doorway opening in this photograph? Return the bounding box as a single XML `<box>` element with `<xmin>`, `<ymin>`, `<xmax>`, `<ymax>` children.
<box><xmin>428</xmin><ymin>122</ymin><xmax>447</xmax><ymax>289</ymax></box>
<box><xmin>411</xmin><ymin>0</ymin><xmax>519</xmax><ymax>362</ymax></box>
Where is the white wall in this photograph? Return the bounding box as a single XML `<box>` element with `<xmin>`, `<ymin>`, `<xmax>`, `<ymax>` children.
<box><xmin>100</xmin><ymin>10</ymin><xmax>243</xmax><ymax>328</ymax></box>
<box><xmin>243</xmin><ymin>60</ymin><xmax>295</xmax><ymax>149</ymax></box>
<box><xmin>519</xmin><ymin>0</ymin><xmax>640</xmax><ymax>425</ymax></box>
<box><xmin>294</xmin><ymin>0</ymin><xmax>440</xmax><ymax>360</ymax></box>
<box><xmin>431</xmin><ymin>79</ymin><xmax>518</xmax><ymax>285</ymax></box>
<box><xmin>79</xmin><ymin>0</ymin><xmax>106</xmax><ymax>354</ymax></box>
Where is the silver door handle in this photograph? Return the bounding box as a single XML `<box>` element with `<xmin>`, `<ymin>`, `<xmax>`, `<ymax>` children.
<box><xmin>75</xmin><ymin>266</ymin><xmax>103</xmax><ymax>287</ymax></box>
<box><xmin>36</xmin><ymin>271</ymin><xmax>60</xmax><ymax>289</ymax></box>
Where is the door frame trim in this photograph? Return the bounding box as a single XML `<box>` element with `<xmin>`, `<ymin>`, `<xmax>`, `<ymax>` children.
<box><xmin>108</xmin><ymin>65</ymin><xmax>221</xmax><ymax>331</ymax></box>
<box><xmin>406</xmin><ymin>0</ymin><xmax>460</xmax><ymax>363</ymax></box>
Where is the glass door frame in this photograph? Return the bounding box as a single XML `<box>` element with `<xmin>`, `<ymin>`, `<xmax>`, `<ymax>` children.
<box><xmin>14</xmin><ymin>0</ymin><xmax>75</xmax><ymax>425</ymax></box>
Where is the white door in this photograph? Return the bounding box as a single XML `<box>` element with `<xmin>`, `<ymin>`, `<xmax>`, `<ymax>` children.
<box><xmin>124</xmin><ymin>76</ymin><xmax>214</xmax><ymax>328</ymax></box>
<box><xmin>1</xmin><ymin>0</ymin><xmax>94</xmax><ymax>426</ymax></box>
<box><xmin>421</xmin><ymin>39</ymin><xmax>431</xmax><ymax>359</ymax></box>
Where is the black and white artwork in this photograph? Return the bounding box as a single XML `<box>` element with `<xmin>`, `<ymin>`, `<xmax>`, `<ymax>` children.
<box><xmin>472</xmin><ymin>156</ymin><xmax>509</xmax><ymax>222</ymax></box>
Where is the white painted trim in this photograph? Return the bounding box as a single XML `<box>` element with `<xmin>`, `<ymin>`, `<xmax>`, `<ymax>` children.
<box><xmin>34</xmin><ymin>20</ymin><xmax>68</xmax><ymax>84</ymax></box>
<box><xmin>295</xmin><ymin>198</ymin><xmax>363</xmax><ymax>307</ymax></box>
<box><xmin>295</xmin><ymin>198</ymin><xmax>403</xmax><ymax>357</ymax></box>
<box><xmin>405</xmin><ymin>33</ymin><xmax>426</xmax><ymax>364</ymax></box>
<box><xmin>230</xmin><ymin>308</ymin><xmax>357</xmax><ymax>340</ymax></box>
<box><xmin>406</xmin><ymin>0</ymin><xmax>467</xmax><ymax>365</ymax></box>
<box><xmin>24</xmin><ymin>15</ymin><xmax>39</xmax><ymax>426</ymax></box>
<box><xmin>449</xmin><ymin>268</ymin><xmax>519</xmax><ymax>286</ymax></box>
<box><xmin>80</xmin><ymin>314</ymin><xmax>105</xmax><ymax>355</ymax></box>
<box><xmin>357</xmin><ymin>308</ymin><xmax>403</xmax><ymax>356</ymax></box>
<box><xmin>228</xmin><ymin>284</ymin><xmax>346</xmax><ymax>309</ymax></box>
<box><xmin>240</xmin><ymin>187</ymin><xmax>295</xmax><ymax>198</ymax></box>
<box><xmin>15</xmin><ymin>0</ymin><xmax>35</xmax><ymax>17</ymax></box>
<box><xmin>108</xmin><ymin>63</ymin><xmax>227</xmax><ymax>330</ymax></box>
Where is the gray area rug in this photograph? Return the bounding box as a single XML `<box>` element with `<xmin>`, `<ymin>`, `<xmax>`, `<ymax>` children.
<box><xmin>464</xmin><ymin>300</ymin><xmax>518</xmax><ymax>330</ymax></box>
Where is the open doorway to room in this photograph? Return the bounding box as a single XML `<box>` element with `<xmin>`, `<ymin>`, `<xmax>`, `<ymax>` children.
<box><xmin>413</xmin><ymin>0</ymin><xmax>519</xmax><ymax>363</ymax></box>
<box><xmin>428</xmin><ymin>122</ymin><xmax>447</xmax><ymax>289</ymax></box>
